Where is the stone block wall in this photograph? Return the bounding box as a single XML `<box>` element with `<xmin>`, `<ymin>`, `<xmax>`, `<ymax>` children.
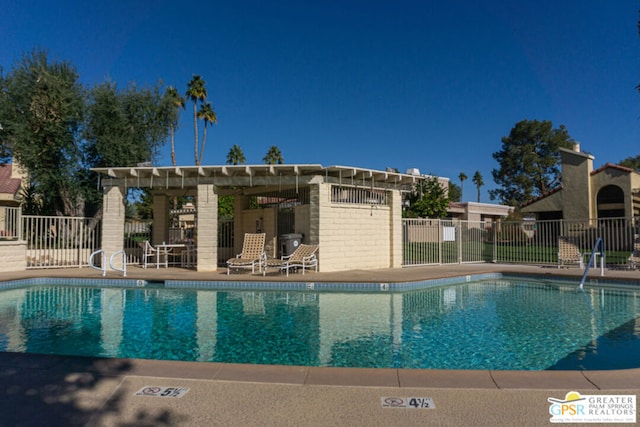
<box><xmin>315</xmin><ymin>183</ymin><xmax>397</xmax><ymax>272</ymax></box>
<box><xmin>102</xmin><ymin>186</ymin><xmax>125</xmax><ymax>256</ymax></box>
<box><xmin>0</xmin><ymin>240</ymin><xmax>27</xmax><ymax>272</ymax></box>
<box><xmin>196</xmin><ymin>184</ymin><xmax>218</xmax><ymax>272</ymax></box>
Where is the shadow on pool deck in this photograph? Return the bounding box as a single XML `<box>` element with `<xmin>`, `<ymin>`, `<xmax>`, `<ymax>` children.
<box><xmin>0</xmin><ymin>263</ymin><xmax>638</xmax><ymax>426</ymax></box>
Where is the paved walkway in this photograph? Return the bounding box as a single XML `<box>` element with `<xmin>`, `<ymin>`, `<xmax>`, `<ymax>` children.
<box><xmin>0</xmin><ymin>264</ymin><xmax>638</xmax><ymax>426</ymax></box>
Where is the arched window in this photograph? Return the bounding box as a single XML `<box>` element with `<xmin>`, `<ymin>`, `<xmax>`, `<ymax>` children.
<box><xmin>596</xmin><ymin>185</ymin><xmax>625</xmax><ymax>218</ymax></box>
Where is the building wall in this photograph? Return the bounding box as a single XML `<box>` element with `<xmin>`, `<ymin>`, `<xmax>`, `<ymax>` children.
<box><xmin>560</xmin><ymin>147</ymin><xmax>594</xmax><ymax>220</ymax></box>
<box><xmin>0</xmin><ymin>241</ymin><xmax>26</xmax><ymax>272</ymax></box>
<box><xmin>315</xmin><ymin>183</ymin><xmax>395</xmax><ymax>272</ymax></box>
<box><xmin>238</xmin><ymin>207</ymin><xmax>278</xmax><ymax>258</ymax></box>
<box><xmin>294</xmin><ymin>204</ymin><xmax>310</xmax><ymax>240</ymax></box>
<box><xmin>591</xmin><ymin>168</ymin><xmax>632</xmax><ymax>217</ymax></box>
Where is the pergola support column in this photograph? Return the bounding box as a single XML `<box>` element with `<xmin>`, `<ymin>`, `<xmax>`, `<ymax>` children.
<box><xmin>152</xmin><ymin>194</ymin><xmax>170</xmax><ymax>245</ymax></box>
<box><xmin>101</xmin><ymin>185</ymin><xmax>125</xmax><ymax>256</ymax></box>
<box><xmin>389</xmin><ymin>190</ymin><xmax>403</xmax><ymax>268</ymax></box>
<box><xmin>196</xmin><ymin>184</ymin><xmax>218</xmax><ymax>271</ymax></box>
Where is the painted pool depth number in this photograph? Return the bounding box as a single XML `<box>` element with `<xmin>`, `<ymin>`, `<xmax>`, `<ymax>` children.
<box><xmin>135</xmin><ymin>386</ymin><xmax>190</xmax><ymax>398</ymax></box>
<box><xmin>381</xmin><ymin>397</ymin><xmax>435</xmax><ymax>409</ymax></box>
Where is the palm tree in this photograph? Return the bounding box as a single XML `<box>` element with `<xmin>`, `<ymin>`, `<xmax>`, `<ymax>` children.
<box><xmin>472</xmin><ymin>171</ymin><xmax>484</xmax><ymax>203</ymax></box>
<box><xmin>458</xmin><ymin>172</ymin><xmax>467</xmax><ymax>201</ymax></box>
<box><xmin>263</xmin><ymin>145</ymin><xmax>284</xmax><ymax>165</ymax></box>
<box><xmin>164</xmin><ymin>86</ymin><xmax>185</xmax><ymax>211</ymax></box>
<box><xmin>165</xmin><ymin>86</ymin><xmax>185</xmax><ymax>167</ymax></box>
<box><xmin>185</xmin><ymin>75</ymin><xmax>207</xmax><ymax>165</ymax></box>
<box><xmin>226</xmin><ymin>144</ymin><xmax>246</xmax><ymax>165</ymax></box>
<box><xmin>196</xmin><ymin>102</ymin><xmax>217</xmax><ymax>165</ymax></box>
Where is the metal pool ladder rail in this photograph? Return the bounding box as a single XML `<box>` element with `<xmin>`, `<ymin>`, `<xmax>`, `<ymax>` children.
<box><xmin>579</xmin><ymin>237</ymin><xmax>604</xmax><ymax>289</ymax></box>
<box><xmin>89</xmin><ymin>249</ymin><xmax>127</xmax><ymax>277</ymax></box>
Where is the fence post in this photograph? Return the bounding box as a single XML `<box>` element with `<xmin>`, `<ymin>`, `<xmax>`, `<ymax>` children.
<box><xmin>492</xmin><ymin>221</ymin><xmax>497</xmax><ymax>263</ymax></box>
<box><xmin>438</xmin><ymin>219</ymin><xmax>443</xmax><ymax>265</ymax></box>
<box><xmin>457</xmin><ymin>222</ymin><xmax>462</xmax><ymax>264</ymax></box>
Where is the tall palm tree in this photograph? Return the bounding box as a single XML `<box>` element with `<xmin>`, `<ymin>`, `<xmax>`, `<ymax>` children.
<box><xmin>185</xmin><ymin>75</ymin><xmax>207</xmax><ymax>165</ymax></box>
<box><xmin>458</xmin><ymin>172</ymin><xmax>467</xmax><ymax>201</ymax></box>
<box><xmin>165</xmin><ymin>86</ymin><xmax>185</xmax><ymax>167</ymax></box>
<box><xmin>196</xmin><ymin>102</ymin><xmax>217</xmax><ymax>165</ymax></box>
<box><xmin>472</xmin><ymin>171</ymin><xmax>484</xmax><ymax>203</ymax></box>
<box><xmin>263</xmin><ymin>145</ymin><xmax>284</xmax><ymax>165</ymax></box>
<box><xmin>226</xmin><ymin>144</ymin><xmax>246</xmax><ymax>165</ymax></box>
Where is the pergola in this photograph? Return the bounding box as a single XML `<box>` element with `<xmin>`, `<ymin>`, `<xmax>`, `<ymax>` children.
<box><xmin>92</xmin><ymin>164</ymin><xmax>426</xmax><ymax>272</ymax></box>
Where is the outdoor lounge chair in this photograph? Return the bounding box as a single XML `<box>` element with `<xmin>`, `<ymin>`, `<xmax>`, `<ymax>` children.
<box><xmin>263</xmin><ymin>244</ymin><xmax>318</xmax><ymax>276</ymax></box>
<box><xmin>227</xmin><ymin>233</ymin><xmax>266</xmax><ymax>274</ymax></box>
<box><xmin>557</xmin><ymin>236</ymin><xmax>584</xmax><ymax>269</ymax></box>
<box><xmin>628</xmin><ymin>234</ymin><xmax>640</xmax><ymax>270</ymax></box>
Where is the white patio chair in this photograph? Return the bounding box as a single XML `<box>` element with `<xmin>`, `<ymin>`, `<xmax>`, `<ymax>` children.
<box><xmin>141</xmin><ymin>240</ymin><xmax>167</xmax><ymax>269</ymax></box>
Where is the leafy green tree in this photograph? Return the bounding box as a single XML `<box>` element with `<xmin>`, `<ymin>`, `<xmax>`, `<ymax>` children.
<box><xmin>404</xmin><ymin>175</ymin><xmax>450</xmax><ymax>218</ymax></box>
<box><xmin>490</xmin><ymin>119</ymin><xmax>574</xmax><ymax>206</ymax></box>
<box><xmin>226</xmin><ymin>144</ymin><xmax>246</xmax><ymax>165</ymax></box>
<box><xmin>472</xmin><ymin>171</ymin><xmax>484</xmax><ymax>203</ymax></box>
<box><xmin>196</xmin><ymin>101</ymin><xmax>217</xmax><ymax>165</ymax></box>
<box><xmin>84</xmin><ymin>81</ymin><xmax>172</xmax><ymax>168</ymax></box>
<box><xmin>458</xmin><ymin>172</ymin><xmax>467</xmax><ymax>201</ymax></box>
<box><xmin>448</xmin><ymin>182</ymin><xmax>461</xmax><ymax>202</ymax></box>
<box><xmin>164</xmin><ymin>86</ymin><xmax>185</xmax><ymax>166</ymax></box>
<box><xmin>619</xmin><ymin>155</ymin><xmax>640</xmax><ymax>171</ymax></box>
<box><xmin>218</xmin><ymin>195</ymin><xmax>234</xmax><ymax>219</ymax></box>
<box><xmin>263</xmin><ymin>145</ymin><xmax>284</xmax><ymax>164</ymax></box>
<box><xmin>0</xmin><ymin>49</ymin><xmax>84</xmax><ymax>215</ymax></box>
<box><xmin>83</xmin><ymin>81</ymin><xmax>173</xmax><ymax>214</ymax></box>
<box><xmin>19</xmin><ymin>183</ymin><xmax>43</xmax><ymax>215</ymax></box>
<box><xmin>186</xmin><ymin>75</ymin><xmax>207</xmax><ymax>165</ymax></box>
<box><xmin>0</xmin><ymin>73</ymin><xmax>11</xmax><ymax>163</ymax></box>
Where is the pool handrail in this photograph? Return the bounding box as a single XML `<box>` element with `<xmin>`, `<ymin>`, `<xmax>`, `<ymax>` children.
<box><xmin>89</xmin><ymin>249</ymin><xmax>127</xmax><ymax>277</ymax></box>
<box><xmin>579</xmin><ymin>237</ymin><xmax>605</xmax><ymax>289</ymax></box>
<box><xmin>89</xmin><ymin>249</ymin><xmax>107</xmax><ymax>277</ymax></box>
<box><xmin>109</xmin><ymin>250</ymin><xmax>127</xmax><ymax>277</ymax></box>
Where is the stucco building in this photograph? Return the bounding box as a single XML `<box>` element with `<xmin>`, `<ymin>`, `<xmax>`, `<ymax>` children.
<box><xmin>521</xmin><ymin>144</ymin><xmax>640</xmax><ymax>220</ymax></box>
<box><xmin>447</xmin><ymin>201</ymin><xmax>513</xmax><ymax>222</ymax></box>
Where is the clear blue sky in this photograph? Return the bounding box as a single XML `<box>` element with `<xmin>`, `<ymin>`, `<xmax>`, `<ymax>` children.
<box><xmin>1</xmin><ymin>1</ymin><xmax>639</xmax><ymax>202</ymax></box>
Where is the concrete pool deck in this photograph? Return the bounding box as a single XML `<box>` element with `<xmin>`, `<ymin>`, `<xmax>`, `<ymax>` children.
<box><xmin>0</xmin><ymin>263</ymin><xmax>638</xmax><ymax>426</ymax></box>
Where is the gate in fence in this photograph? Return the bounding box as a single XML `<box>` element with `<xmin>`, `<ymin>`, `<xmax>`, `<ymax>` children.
<box><xmin>402</xmin><ymin>219</ymin><xmax>490</xmax><ymax>266</ymax></box>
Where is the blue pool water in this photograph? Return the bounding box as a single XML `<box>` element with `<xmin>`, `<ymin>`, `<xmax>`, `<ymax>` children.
<box><xmin>0</xmin><ymin>276</ymin><xmax>638</xmax><ymax>370</ymax></box>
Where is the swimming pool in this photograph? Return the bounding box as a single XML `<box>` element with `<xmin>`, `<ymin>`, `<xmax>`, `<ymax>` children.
<box><xmin>0</xmin><ymin>275</ymin><xmax>638</xmax><ymax>370</ymax></box>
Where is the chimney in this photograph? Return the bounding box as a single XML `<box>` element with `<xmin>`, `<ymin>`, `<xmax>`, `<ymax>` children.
<box><xmin>573</xmin><ymin>142</ymin><xmax>580</xmax><ymax>153</ymax></box>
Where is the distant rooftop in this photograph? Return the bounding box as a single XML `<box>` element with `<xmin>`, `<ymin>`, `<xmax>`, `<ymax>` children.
<box><xmin>0</xmin><ymin>164</ymin><xmax>22</xmax><ymax>197</ymax></box>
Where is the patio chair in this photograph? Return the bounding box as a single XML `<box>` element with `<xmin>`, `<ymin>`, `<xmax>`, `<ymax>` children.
<box><xmin>263</xmin><ymin>244</ymin><xmax>319</xmax><ymax>276</ymax></box>
<box><xmin>557</xmin><ymin>236</ymin><xmax>584</xmax><ymax>269</ymax></box>
<box><xmin>141</xmin><ymin>240</ymin><xmax>167</xmax><ymax>269</ymax></box>
<box><xmin>628</xmin><ymin>235</ymin><xmax>640</xmax><ymax>270</ymax></box>
<box><xmin>227</xmin><ymin>233</ymin><xmax>266</xmax><ymax>274</ymax></box>
<box><xmin>138</xmin><ymin>240</ymin><xmax>158</xmax><ymax>268</ymax></box>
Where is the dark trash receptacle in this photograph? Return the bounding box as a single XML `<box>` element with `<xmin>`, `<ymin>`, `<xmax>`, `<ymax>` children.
<box><xmin>280</xmin><ymin>233</ymin><xmax>303</xmax><ymax>256</ymax></box>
